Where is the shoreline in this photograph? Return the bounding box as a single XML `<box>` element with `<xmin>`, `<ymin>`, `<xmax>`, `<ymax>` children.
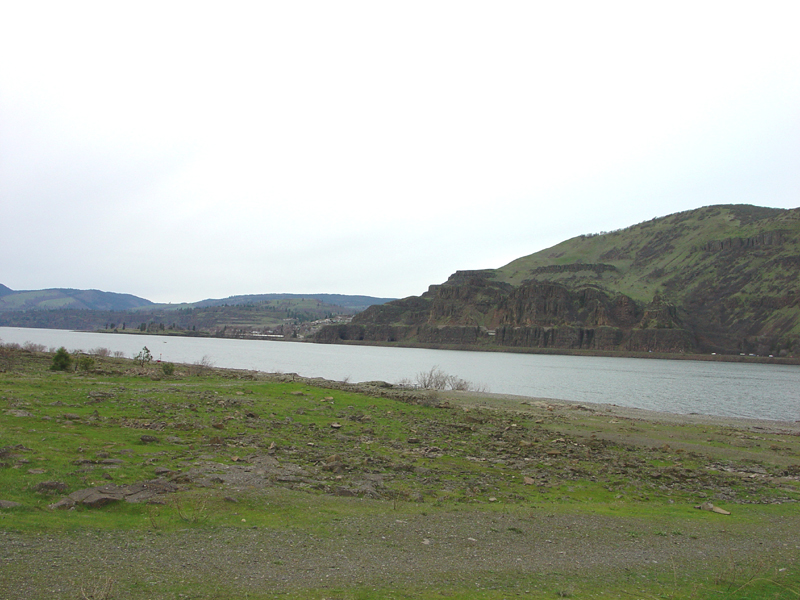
<box><xmin>439</xmin><ymin>388</ymin><xmax>800</xmax><ymax>434</ymax></box>
<box><xmin>235</xmin><ymin>369</ymin><xmax>800</xmax><ymax>434</ymax></box>
<box><xmin>4</xmin><ymin>325</ymin><xmax>799</xmax><ymax>365</ymax></box>
<box><xmin>2</xmin><ymin>327</ymin><xmax>797</xmax><ymax>424</ymax></box>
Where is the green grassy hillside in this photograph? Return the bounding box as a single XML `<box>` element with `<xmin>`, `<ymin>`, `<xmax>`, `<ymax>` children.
<box><xmin>498</xmin><ymin>205</ymin><xmax>794</xmax><ymax>301</ymax></box>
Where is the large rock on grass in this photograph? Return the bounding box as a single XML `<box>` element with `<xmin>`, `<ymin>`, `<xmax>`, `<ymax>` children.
<box><xmin>48</xmin><ymin>479</ymin><xmax>179</xmax><ymax>510</ymax></box>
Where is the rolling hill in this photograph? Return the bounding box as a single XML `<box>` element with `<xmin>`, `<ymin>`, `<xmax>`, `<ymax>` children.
<box><xmin>316</xmin><ymin>204</ymin><xmax>800</xmax><ymax>356</ymax></box>
<box><xmin>0</xmin><ymin>287</ymin><xmax>154</xmax><ymax>312</ymax></box>
<box><xmin>0</xmin><ymin>287</ymin><xmax>394</xmax><ymax>335</ymax></box>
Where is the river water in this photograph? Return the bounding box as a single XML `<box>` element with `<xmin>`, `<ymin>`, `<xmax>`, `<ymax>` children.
<box><xmin>1</xmin><ymin>326</ymin><xmax>798</xmax><ymax>421</ymax></box>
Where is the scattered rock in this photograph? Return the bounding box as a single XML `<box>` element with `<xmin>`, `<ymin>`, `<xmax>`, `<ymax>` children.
<box><xmin>49</xmin><ymin>479</ymin><xmax>179</xmax><ymax>510</ymax></box>
<box><xmin>695</xmin><ymin>502</ymin><xmax>731</xmax><ymax>515</ymax></box>
<box><xmin>140</xmin><ymin>435</ymin><xmax>160</xmax><ymax>443</ymax></box>
<box><xmin>4</xmin><ymin>409</ymin><xmax>33</xmax><ymax>418</ymax></box>
<box><xmin>33</xmin><ymin>481</ymin><xmax>68</xmax><ymax>494</ymax></box>
<box><xmin>323</xmin><ymin>458</ymin><xmax>346</xmax><ymax>474</ymax></box>
<box><xmin>63</xmin><ymin>413</ymin><xmax>81</xmax><ymax>420</ymax></box>
<box><xmin>362</xmin><ymin>381</ymin><xmax>392</xmax><ymax>388</ymax></box>
<box><xmin>330</xmin><ymin>422</ymin><xmax>342</xmax><ymax>429</ymax></box>
<box><xmin>0</xmin><ymin>500</ymin><xmax>22</xmax><ymax>509</ymax></box>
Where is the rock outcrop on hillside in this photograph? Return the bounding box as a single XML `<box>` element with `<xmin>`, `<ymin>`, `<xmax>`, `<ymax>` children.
<box><xmin>315</xmin><ymin>205</ymin><xmax>800</xmax><ymax>356</ymax></box>
<box><xmin>316</xmin><ymin>273</ymin><xmax>695</xmax><ymax>353</ymax></box>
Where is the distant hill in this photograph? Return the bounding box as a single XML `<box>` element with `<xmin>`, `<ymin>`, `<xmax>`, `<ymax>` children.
<box><xmin>316</xmin><ymin>204</ymin><xmax>800</xmax><ymax>356</ymax></box>
<box><xmin>184</xmin><ymin>293</ymin><xmax>395</xmax><ymax>312</ymax></box>
<box><xmin>0</xmin><ymin>287</ymin><xmax>154</xmax><ymax>312</ymax></box>
<box><xmin>0</xmin><ymin>286</ymin><xmax>394</xmax><ymax>334</ymax></box>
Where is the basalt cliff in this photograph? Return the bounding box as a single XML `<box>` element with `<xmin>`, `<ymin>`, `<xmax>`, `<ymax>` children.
<box><xmin>315</xmin><ymin>204</ymin><xmax>800</xmax><ymax>356</ymax></box>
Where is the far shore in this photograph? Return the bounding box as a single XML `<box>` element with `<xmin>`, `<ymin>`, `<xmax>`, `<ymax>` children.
<box><xmin>90</xmin><ymin>327</ymin><xmax>800</xmax><ymax>366</ymax></box>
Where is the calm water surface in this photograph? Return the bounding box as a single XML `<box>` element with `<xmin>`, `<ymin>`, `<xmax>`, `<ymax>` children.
<box><xmin>1</xmin><ymin>327</ymin><xmax>798</xmax><ymax>421</ymax></box>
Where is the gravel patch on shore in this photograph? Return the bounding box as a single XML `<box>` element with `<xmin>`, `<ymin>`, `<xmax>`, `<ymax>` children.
<box><xmin>3</xmin><ymin>509</ymin><xmax>799</xmax><ymax>599</ymax></box>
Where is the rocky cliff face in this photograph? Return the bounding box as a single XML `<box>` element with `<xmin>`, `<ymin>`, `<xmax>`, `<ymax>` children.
<box><xmin>315</xmin><ymin>205</ymin><xmax>800</xmax><ymax>356</ymax></box>
<box><xmin>317</xmin><ymin>275</ymin><xmax>694</xmax><ymax>353</ymax></box>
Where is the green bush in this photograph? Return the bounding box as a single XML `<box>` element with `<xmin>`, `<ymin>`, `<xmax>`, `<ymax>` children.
<box><xmin>77</xmin><ymin>355</ymin><xmax>95</xmax><ymax>371</ymax></box>
<box><xmin>161</xmin><ymin>362</ymin><xmax>175</xmax><ymax>376</ymax></box>
<box><xmin>50</xmin><ymin>347</ymin><xmax>72</xmax><ymax>371</ymax></box>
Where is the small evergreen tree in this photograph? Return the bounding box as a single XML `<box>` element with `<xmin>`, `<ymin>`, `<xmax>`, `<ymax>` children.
<box><xmin>50</xmin><ymin>347</ymin><xmax>72</xmax><ymax>371</ymax></box>
<box><xmin>134</xmin><ymin>346</ymin><xmax>152</xmax><ymax>367</ymax></box>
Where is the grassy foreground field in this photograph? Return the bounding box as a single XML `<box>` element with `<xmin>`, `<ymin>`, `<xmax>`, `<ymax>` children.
<box><xmin>1</xmin><ymin>346</ymin><xmax>799</xmax><ymax>599</ymax></box>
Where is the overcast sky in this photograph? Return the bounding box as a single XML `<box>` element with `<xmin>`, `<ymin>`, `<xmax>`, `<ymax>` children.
<box><xmin>1</xmin><ymin>2</ymin><xmax>798</xmax><ymax>303</ymax></box>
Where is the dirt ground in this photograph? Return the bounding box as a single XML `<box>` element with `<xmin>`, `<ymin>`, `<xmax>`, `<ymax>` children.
<box><xmin>3</xmin><ymin>506</ymin><xmax>800</xmax><ymax>599</ymax></box>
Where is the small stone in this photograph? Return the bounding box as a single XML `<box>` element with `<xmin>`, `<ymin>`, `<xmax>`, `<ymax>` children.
<box><xmin>330</xmin><ymin>422</ymin><xmax>342</xmax><ymax>429</ymax></box>
<box><xmin>140</xmin><ymin>435</ymin><xmax>160</xmax><ymax>444</ymax></box>
<box><xmin>4</xmin><ymin>409</ymin><xmax>33</xmax><ymax>418</ymax></box>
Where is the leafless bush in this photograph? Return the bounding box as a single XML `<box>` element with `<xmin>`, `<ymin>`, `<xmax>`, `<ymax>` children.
<box><xmin>190</xmin><ymin>355</ymin><xmax>214</xmax><ymax>375</ymax></box>
<box><xmin>22</xmin><ymin>341</ymin><xmax>47</xmax><ymax>352</ymax></box>
<box><xmin>90</xmin><ymin>347</ymin><xmax>111</xmax><ymax>357</ymax></box>
<box><xmin>112</xmin><ymin>350</ymin><xmax>125</xmax><ymax>359</ymax></box>
<box><xmin>412</xmin><ymin>366</ymin><xmax>489</xmax><ymax>392</ymax></box>
<box><xmin>415</xmin><ymin>367</ymin><xmax>449</xmax><ymax>390</ymax></box>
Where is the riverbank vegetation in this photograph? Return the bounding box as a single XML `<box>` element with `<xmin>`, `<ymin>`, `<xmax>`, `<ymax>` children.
<box><xmin>1</xmin><ymin>345</ymin><xmax>799</xmax><ymax>598</ymax></box>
